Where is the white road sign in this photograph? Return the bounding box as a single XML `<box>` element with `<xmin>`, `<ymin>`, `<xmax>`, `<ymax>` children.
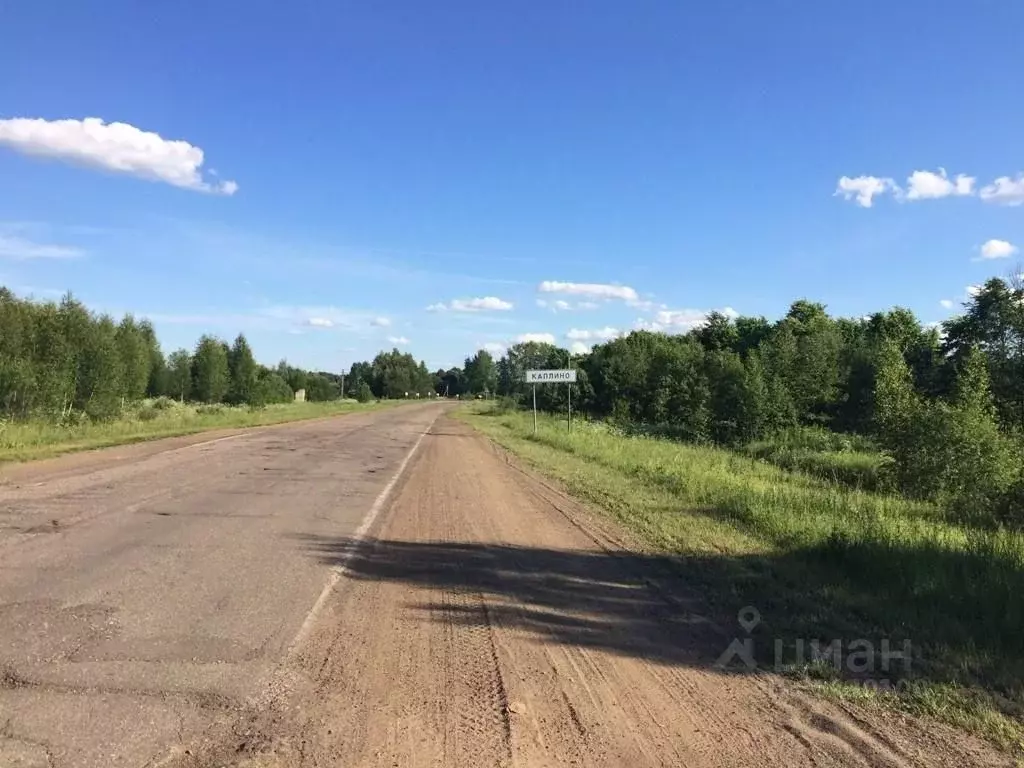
<box><xmin>526</xmin><ymin>369</ymin><xmax>577</xmax><ymax>383</ymax></box>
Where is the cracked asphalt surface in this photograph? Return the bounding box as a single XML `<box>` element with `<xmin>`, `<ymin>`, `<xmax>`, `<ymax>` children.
<box><xmin>0</xmin><ymin>403</ymin><xmax>443</xmax><ymax>768</ymax></box>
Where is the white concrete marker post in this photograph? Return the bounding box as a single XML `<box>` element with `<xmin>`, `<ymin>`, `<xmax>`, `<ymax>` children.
<box><xmin>525</xmin><ymin>369</ymin><xmax>577</xmax><ymax>436</ymax></box>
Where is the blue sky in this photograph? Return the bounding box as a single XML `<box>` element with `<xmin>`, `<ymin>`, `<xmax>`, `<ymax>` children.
<box><xmin>2</xmin><ymin>2</ymin><xmax>1023</xmax><ymax>371</ymax></box>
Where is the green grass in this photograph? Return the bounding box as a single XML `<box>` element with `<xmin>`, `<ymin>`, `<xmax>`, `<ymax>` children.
<box><xmin>743</xmin><ymin>425</ymin><xmax>891</xmax><ymax>492</ymax></box>
<box><xmin>0</xmin><ymin>398</ymin><xmax>402</xmax><ymax>464</ymax></box>
<box><xmin>459</xmin><ymin>405</ymin><xmax>1024</xmax><ymax>755</ymax></box>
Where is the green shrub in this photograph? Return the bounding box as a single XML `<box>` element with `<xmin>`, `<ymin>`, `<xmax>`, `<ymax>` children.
<box><xmin>354</xmin><ymin>381</ymin><xmax>374</xmax><ymax>403</ymax></box>
<box><xmin>136</xmin><ymin>405</ymin><xmax>161</xmax><ymax>422</ymax></box>
<box><xmin>195</xmin><ymin>404</ymin><xmax>225</xmax><ymax>416</ymax></box>
<box><xmin>151</xmin><ymin>396</ymin><xmax>176</xmax><ymax>410</ymax></box>
<box><xmin>893</xmin><ymin>400</ymin><xmax>1017</xmax><ymax>522</ymax></box>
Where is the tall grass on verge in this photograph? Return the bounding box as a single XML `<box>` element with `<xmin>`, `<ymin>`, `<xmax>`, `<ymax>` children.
<box><xmin>0</xmin><ymin>398</ymin><xmax>398</xmax><ymax>463</ymax></box>
<box><xmin>742</xmin><ymin>426</ymin><xmax>892</xmax><ymax>492</ymax></box>
<box><xmin>460</xmin><ymin>405</ymin><xmax>1024</xmax><ymax>754</ymax></box>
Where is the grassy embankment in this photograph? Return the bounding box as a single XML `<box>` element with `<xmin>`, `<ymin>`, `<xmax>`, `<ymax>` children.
<box><xmin>0</xmin><ymin>398</ymin><xmax>402</xmax><ymax>464</ymax></box>
<box><xmin>459</xmin><ymin>404</ymin><xmax>1024</xmax><ymax>755</ymax></box>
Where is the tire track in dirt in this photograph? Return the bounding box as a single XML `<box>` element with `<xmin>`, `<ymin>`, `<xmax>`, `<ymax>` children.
<box><xmin>441</xmin><ymin>589</ymin><xmax>512</xmax><ymax>766</ymax></box>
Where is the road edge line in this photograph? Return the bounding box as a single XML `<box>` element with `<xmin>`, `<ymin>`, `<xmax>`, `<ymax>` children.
<box><xmin>284</xmin><ymin>409</ymin><xmax>440</xmax><ymax>658</ymax></box>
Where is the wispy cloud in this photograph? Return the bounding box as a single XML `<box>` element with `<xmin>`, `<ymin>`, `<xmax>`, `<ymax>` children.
<box><xmin>537</xmin><ymin>298</ymin><xmax>603</xmax><ymax>312</ymax></box>
<box><xmin>0</xmin><ymin>233</ymin><xmax>84</xmax><ymax>260</ymax></box>
<box><xmin>427</xmin><ymin>296</ymin><xmax>514</xmax><ymax>312</ymax></box>
<box><xmin>387</xmin><ymin>335</ymin><xmax>411</xmax><ymax>346</ymax></box>
<box><xmin>138</xmin><ymin>304</ymin><xmax>386</xmax><ymax>335</ymax></box>
<box><xmin>305</xmin><ymin>317</ymin><xmax>335</xmax><ymax>328</ymax></box>
<box><xmin>0</xmin><ymin>117</ymin><xmax>237</xmax><ymax>194</ymax></box>
<box><xmin>566</xmin><ymin>327</ymin><xmax>621</xmax><ymax>342</ymax></box>
<box><xmin>171</xmin><ymin>221</ymin><xmax>524</xmax><ymax>288</ymax></box>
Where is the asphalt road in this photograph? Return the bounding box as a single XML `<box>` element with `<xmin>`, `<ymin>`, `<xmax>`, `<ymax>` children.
<box><xmin>0</xmin><ymin>402</ymin><xmax>444</xmax><ymax>768</ymax></box>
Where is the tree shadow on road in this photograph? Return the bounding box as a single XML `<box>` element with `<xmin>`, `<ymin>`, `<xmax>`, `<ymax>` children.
<box><xmin>296</xmin><ymin>535</ymin><xmax>730</xmax><ymax>667</ymax></box>
<box><xmin>293</xmin><ymin>532</ymin><xmax>1024</xmax><ymax>714</ymax></box>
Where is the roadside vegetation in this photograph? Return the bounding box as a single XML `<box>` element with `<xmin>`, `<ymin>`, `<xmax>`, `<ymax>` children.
<box><xmin>451</xmin><ymin>271</ymin><xmax>1024</xmax><ymax>752</ymax></box>
<box><xmin>461</xmin><ymin>406</ymin><xmax>1024</xmax><ymax>753</ymax></box>
<box><xmin>0</xmin><ymin>287</ymin><xmax>441</xmax><ymax>462</ymax></box>
<box><xmin>0</xmin><ymin>398</ymin><xmax>398</xmax><ymax>463</ymax></box>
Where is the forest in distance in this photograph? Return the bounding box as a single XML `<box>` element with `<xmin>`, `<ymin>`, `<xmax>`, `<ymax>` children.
<box><xmin>3</xmin><ymin>271</ymin><xmax>1024</xmax><ymax>526</ymax></box>
<box><xmin>0</xmin><ymin>286</ymin><xmax>441</xmax><ymax>419</ymax></box>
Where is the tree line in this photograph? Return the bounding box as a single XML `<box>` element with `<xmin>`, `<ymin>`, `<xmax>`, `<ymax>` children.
<box><xmin>0</xmin><ymin>288</ymin><xmax>441</xmax><ymax>419</ymax></box>
<box><xmin>482</xmin><ymin>275</ymin><xmax>1024</xmax><ymax>525</ymax></box>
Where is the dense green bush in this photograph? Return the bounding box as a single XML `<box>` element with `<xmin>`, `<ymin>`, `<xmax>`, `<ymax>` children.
<box><xmin>136</xmin><ymin>405</ymin><xmax>161</xmax><ymax>422</ymax></box>
<box><xmin>354</xmin><ymin>381</ymin><xmax>374</xmax><ymax>403</ymax></box>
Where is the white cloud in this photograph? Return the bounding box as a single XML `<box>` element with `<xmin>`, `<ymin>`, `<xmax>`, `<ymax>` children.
<box><xmin>967</xmin><ymin>284</ymin><xmax>983</xmax><ymax>297</ymax></box>
<box><xmin>515</xmin><ymin>332</ymin><xmax>556</xmax><ymax>345</ymax></box>
<box><xmin>454</xmin><ymin>296</ymin><xmax>513</xmax><ymax>311</ymax></box>
<box><xmin>569</xmin><ymin>341</ymin><xmax>589</xmax><ymax>355</ymax></box>
<box><xmin>305</xmin><ymin>317</ymin><xmax>334</xmax><ymax>328</ymax></box>
<box><xmin>427</xmin><ymin>296</ymin><xmax>513</xmax><ymax>312</ymax></box>
<box><xmin>538</xmin><ymin>280</ymin><xmax>639</xmax><ymax>302</ymax></box>
<box><xmin>371</xmin><ymin>316</ymin><xmax>392</xmax><ymax>327</ymax></box>
<box><xmin>566</xmin><ymin>327</ymin><xmax>621</xmax><ymax>342</ymax></box>
<box><xmin>538</xmin><ymin>297</ymin><xmax>599</xmax><ymax>312</ymax></box>
<box><xmin>655</xmin><ymin>309</ymin><xmax>712</xmax><ymax>330</ymax></box>
<box><xmin>0</xmin><ymin>117</ymin><xmax>237</xmax><ymax>194</ymax></box>
<box><xmin>835</xmin><ymin>175</ymin><xmax>897</xmax><ymax>208</ymax></box>
<box><xmin>978</xmin><ymin>239</ymin><xmax>1019</xmax><ymax>260</ymax></box>
<box><xmin>0</xmin><ymin>233</ymin><xmax>83</xmax><ymax>260</ymax></box>
<box><xmin>905</xmin><ymin>168</ymin><xmax>975</xmax><ymax>200</ymax></box>
<box><xmin>636</xmin><ymin>306</ymin><xmax>739</xmax><ymax>333</ymax></box>
<box><xmin>482</xmin><ymin>342</ymin><xmax>507</xmax><ymax>355</ymax></box>
<box><xmin>387</xmin><ymin>335</ymin><xmax>410</xmax><ymax>345</ymax></box>
<box><xmin>980</xmin><ymin>175</ymin><xmax>1024</xmax><ymax>206</ymax></box>
<box><xmin>939</xmin><ymin>299</ymin><xmax>955</xmax><ymax>309</ymax></box>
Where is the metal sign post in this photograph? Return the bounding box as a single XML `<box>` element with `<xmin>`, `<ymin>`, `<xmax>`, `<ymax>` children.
<box><xmin>525</xmin><ymin>369</ymin><xmax>577</xmax><ymax>435</ymax></box>
<box><xmin>532</xmin><ymin>384</ymin><xmax>538</xmax><ymax>434</ymax></box>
